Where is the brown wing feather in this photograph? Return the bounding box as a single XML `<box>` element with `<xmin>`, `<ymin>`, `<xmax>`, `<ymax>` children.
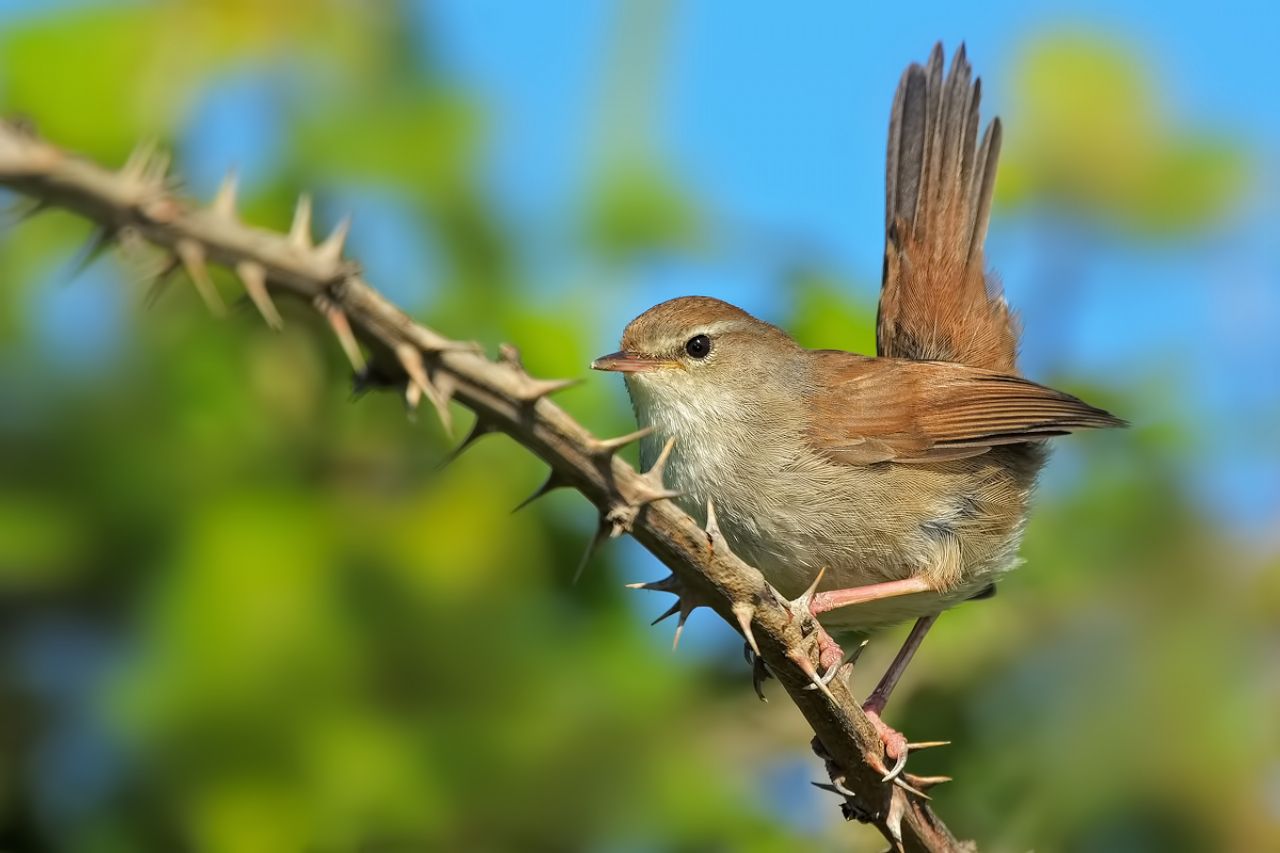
<box><xmin>879</xmin><ymin>42</ymin><xmax>1016</xmax><ymax>373</ymax></box>
<box><xmin>805</xmin><ymin>352</ymin><xmax>1125</xmax><ymax>466</ymax></box>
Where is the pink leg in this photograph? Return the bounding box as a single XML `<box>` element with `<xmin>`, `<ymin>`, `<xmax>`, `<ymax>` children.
<box><xmin>787</xmin><ymin>570</ymin><xmax>947</xmax><ymax>781</ymax></box>
<box><xmin>810</xmin><ymin>575</ymin><xmax>933</xmax><ymax>616</ymax></box>
<box><xmin>861</xmin><ymin>614</ymin><xmax>941</xmax><ymax>780</ymax></box>
<box><xmin>791</xmin><ymin>573</ymin><xmax>935</xmax><ymax>693</ymax></box>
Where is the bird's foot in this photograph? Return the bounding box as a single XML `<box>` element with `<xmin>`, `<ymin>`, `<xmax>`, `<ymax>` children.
<box><xmin>861</xmin><ymin>705</ymin><xmax>949</xmax><ymax>786</ymax></box>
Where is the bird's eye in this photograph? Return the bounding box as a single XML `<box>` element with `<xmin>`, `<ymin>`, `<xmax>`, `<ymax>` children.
<box><xmin>685</xmin><ymin>334</ymin><xmax>712</xmax><ymax>359</ymax></box>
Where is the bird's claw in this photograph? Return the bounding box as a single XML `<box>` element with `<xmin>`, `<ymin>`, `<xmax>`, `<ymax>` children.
<box><xmin>862</xmin><ymin>710</ymin><xmax>949</xmax><ymax>784</ymax></box>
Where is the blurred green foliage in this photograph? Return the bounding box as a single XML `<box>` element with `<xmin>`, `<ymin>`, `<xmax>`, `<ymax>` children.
<box><xmin>0</xmin><ymin>3</ymin><xmax>1275</xmax><ymax>852</ymax></box>
<box><xmin>999</xmin><ymin>34</ymin><xmax>1249</xmax><ymax>235</ymax></box>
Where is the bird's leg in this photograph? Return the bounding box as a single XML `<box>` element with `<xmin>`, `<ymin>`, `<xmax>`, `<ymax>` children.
<box><xmin>787</xmin><ymin>571</ymin><xmax>948</xmax><ymax>782</ymax></box>
<box><xmin>789</xmin><ymin>572</ymin><xmax>934</xmax><ymax>685</ymax></box>
<box><xmin>807</xmin><ymin>575</ymin><xmax>934</xmax><ymax>616</ymax></box>
<box><xmin>860</xmin><ymin>613</ymin><xmax>942</xmax><ymax>781</ymax></box>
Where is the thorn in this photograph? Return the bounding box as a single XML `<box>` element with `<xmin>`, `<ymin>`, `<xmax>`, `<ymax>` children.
<box><xmin>290</xmin><ymin>194</ymin><xmax>313</xmax><ymax>249</ymax></box>
<box><xmin>800</xmin><ymin>566</ymin><xmax>828</xmax><ymax>604</ymax></box>
<box><xmin>431</xmin><ymin>371</ymin><xmax>458</xmax><ymax>436</ymax></box>
<box><xmin>903</xmin><ymin>773</ymin><xmax>952</xmax><ymax>790</ymax></box>
<box><xmin>625</xmin><ymin>573</ymin><xmax>680</xmax><ymax>594</ymax></box>
<box><xmin>9</xmin><ymin>198</ymin><xmax>50</xmax><ymax>226</ymax></box>
<box><xmin>437</xmin><ymin>419</ymin><xmax>493</xmax><ymax>470</ymax></box>
<box><xmin>572</xmin><ymin>517</ymin><xmax>610</xmax><ymax>584</ymax></box>
<box><xmin>892</xmin><ymin>776</ymin><xmax>929</xmax><ymax>800</ymax></box>
<box><xmin>175</xmin><ymin>239</ymin><xmax>226</xmax><ymax>316</ymax></box>
<box><xmin>235</xmin><ymin>261</ymin><xmax>281</xmax><ymax>330</ymax></box>
<box><xmin>651</xmin><ymin>601</ymin><xmax>681</xmax><ymax>626</ymax></box>
<box><xmin>904</xmin><ymin>740</ymin><xmax>950</xmax><ymax>751</ymax></box>
<box><xmin>404</xmin><ymin>380</ymin><xmax>422</xmax><ymax>418</ymax></box>
<box><xmin>395</xmin><ymin>342</ymin><xmax>452</xmax><ymax>436</ymax></box>
<box><xmin>318</xmin><ymin>300</ymin><xmax>366</xmax><ymax>373</ymax></box>
<box><xmin>143</xmin><ymin>149</ymin><xmax>171</xmax><ymax>187</ymax></box>
<box><xmin>669</xmin><ymin>602</ymin><xmax>696</xmax><ymax>651</ymax></box>
<box><xmin>632</xmin><ymin>436</ymin><xmax>681</xmax><ymax>506</ymax></box>
<box><xmin>512</xmin><ymin>469</ymin><xmax>570</xmax><ymax>512</ymax></box>
<box><xmin>587</xmin><ymin>425</ymin><xmax>654</xmax><ymax>458</ymax></box>
<box><xmin>885</xmin><ymin>786</ymin><xmax>907</xmax><ymax>850</ymax></box>
<box><xmin>788</xmin><ymin>566</ymin><xmax>828</xmax><ymax>625</ymax></box>
<box><xmin>732</xmin><ymin>601</ymin><xmax>759</xmax><ymax>657</ymax></box>
<box><xmin>705</xmin><ymin>498</ymin><xmax>723</xmax><ymax>544</ymax></box>
<box><xmin>645</xmin><ymin>436</ymin><xmax>676</xmax><ymax>484</ymax></box>
<box><xmin>122</xmin><ymin>139</ymin><xmax>157</xmax><ymax>183</ymax></box>
<box><xmin>144</xmin><ymin>254</ymin><xmax>181</xmax><ymax>308</ymax></box>
<box><xmin>787</xmin><ymin>647</ymin><xmax>836</xmax><ymax>702</ymax></box>
<box><xmin>627</xmin><ymin>570</ymin><xmax>700</xmax><ymax>650</ymax></box>
<box><xmin>847</xmin><ymin>638</ymin><xmax>870</xmax><ymax>668</ymax></box>
<box><xmin>517</xmin><ymin>376</ymin><xmax>581</xmax><ymax>403</ymax></box>
<box><xmin>212</xmin><ymin>170</ymin><xmax>238</xmax><ymax>219</ymax></box>
<box><xmin>317</xmin><ymin>214</ymin><xmax>350</xmax><ymax>265</ymax></box>
<box><xmin>66</xmin><ymin>227</ymin><xmax>116</xmax><ymax>280</ymax></box>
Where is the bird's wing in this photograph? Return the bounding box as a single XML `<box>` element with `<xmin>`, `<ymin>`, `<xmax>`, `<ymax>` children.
<box><xmin>804</xmin><ymin>351</ymin><xmax>1124</xmax><ymax>466</ymax></box>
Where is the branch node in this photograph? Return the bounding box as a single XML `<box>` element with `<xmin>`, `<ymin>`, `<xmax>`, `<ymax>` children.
<box><xmin>497</xmin><ymin>342</ymin><xmax>523</xmax><ymax>369</ymax></box>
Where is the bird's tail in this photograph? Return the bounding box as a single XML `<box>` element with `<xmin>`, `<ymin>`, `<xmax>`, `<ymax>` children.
<box><xmin>877</xmin><ymin>43</ymin><xmax>1018</xmax><ymax>374</ymax></box>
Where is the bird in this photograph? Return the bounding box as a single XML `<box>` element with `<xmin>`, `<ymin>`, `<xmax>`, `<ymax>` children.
<box><xmin>592</xmin><ymin>43</ymin><xmax>1124</xmax><ymax>779</ymax></box>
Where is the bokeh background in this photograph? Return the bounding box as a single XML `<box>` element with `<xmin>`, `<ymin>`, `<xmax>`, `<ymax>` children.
<box><xmin>1</xmin><ymin>1</ymin><xmax>1277</xmax><ymax>851</ymax></box>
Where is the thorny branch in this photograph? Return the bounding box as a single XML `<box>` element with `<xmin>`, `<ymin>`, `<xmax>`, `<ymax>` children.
<box><xmin>0</xmin><ymin>120</ymin><xmax>972</xmax><ymax>853</ymax></box>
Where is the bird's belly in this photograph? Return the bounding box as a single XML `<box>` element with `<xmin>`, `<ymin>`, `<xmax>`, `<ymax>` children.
<box><xmin>658</xmin><ymin>439</ymin><xmax>1031</xmax><ymax>632</ymax></box>
<box><xmin>721</xmin><ymin>503</ymin><xmax>1009</xmax><ymax>632</ymax></box>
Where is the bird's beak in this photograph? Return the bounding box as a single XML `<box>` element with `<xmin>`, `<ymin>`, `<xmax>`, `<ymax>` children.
<box><xmin>591</xmin><ymin>351</ymin><xmax>679</xmax><ymax>373</ymax></box>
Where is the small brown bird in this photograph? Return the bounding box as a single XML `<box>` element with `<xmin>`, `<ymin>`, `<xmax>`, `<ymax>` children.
<box><xmin>593</xmin><ymin>44</ymin><xmax>1123</xmax><ymax>777</ymax></box>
